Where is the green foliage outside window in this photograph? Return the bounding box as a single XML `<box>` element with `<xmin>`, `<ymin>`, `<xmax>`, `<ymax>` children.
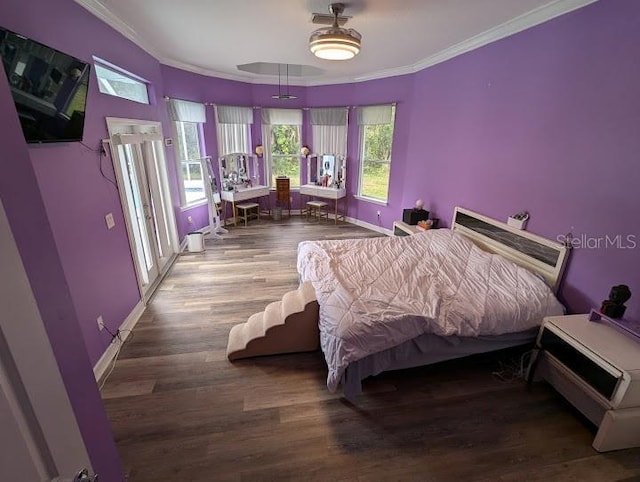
<box><xmin>360</xmin><ymin>120</ymin><xmax>394</xmax><ymax>201</ymax></box>
<box><xmin>360</xmin><ymin>160</ymin><xmax>390</xmax><ymax>201</ymax></box>
<box><xmin>271</xmin><ymin>157</ymin><xmax>301</xmax><ymax>187</ymax></box>
<box><xmin>271</xmin><ymin>125</ymin><xmax>301</xmax><ymax>186</ymax></box>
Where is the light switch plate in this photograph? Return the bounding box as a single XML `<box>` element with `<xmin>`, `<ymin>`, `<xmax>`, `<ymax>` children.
<box><xmin>105</xmin><ymin>212</ymin><xmax>115</xmax><ymax>229</ymax></box>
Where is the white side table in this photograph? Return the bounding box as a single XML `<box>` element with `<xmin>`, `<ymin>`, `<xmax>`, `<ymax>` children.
<box><xmin>528</xmin><ymin>314</ymin><xmax>640</xmax><ymax>452</ymax></box>
<box><xmin>392</xmin><ymin>220</ymin><xmax>422</xmax><ymax>236</ymax></box>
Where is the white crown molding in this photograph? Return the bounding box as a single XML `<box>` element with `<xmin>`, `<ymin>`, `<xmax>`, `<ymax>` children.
<box><xmin>76</xmin><ymin>0</ymin><xmax>597</xmax><ymax>87</ymax></box>
<box><xmin>159</xmin><ymin>58</ymin><xmax>260</xmax><ymax>85</ymax></box>
<box><xmin>74</xmin><ymin>0</ymin><xmax>164</xmax><ymax>60</ymax></box>
<box><xmin>406</xmin><ymin>0</ymin><xmax>599</xmax><ymax>78</ymax></box>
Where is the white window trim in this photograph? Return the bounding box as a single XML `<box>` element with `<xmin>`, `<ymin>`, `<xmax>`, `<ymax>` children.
<box><xmin>356</xmin><ymin>108</ymin><xmax>395</xmax><ymax>203</ymax></box>
<box><xmin>264</xmin><ymin>124</ymin><xmax>303</xmax><ymax>188</ymax></box>
<box><xmin>353</xmin><ymin>195</ymin><xmax>388</xmax><ymax>206</ymax></box>
<box><xmin>92</xmin><ymin>57</ymin><xmax>150</xmax><ymax>105</ymax></box>
<box><xmin>179</xmin><ymin>200</ymin><xmax>208</xmax><ymax>212</ymax></box>
<box><xmin>172</xmin><ymin>121</ymin><xmax>207</xmax><ymax>208</ymax></box>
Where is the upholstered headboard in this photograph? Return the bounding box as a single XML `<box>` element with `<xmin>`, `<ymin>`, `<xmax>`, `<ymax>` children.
<box><xmin>451</xmin><ymin>207</ymin><xmax>570</xmax><ymax>293</ymax></box>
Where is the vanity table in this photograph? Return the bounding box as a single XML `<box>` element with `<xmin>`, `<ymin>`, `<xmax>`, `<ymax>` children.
<box><xmin>300</xmin><ymin>154</ymin><xmax>347</xmax><ymax>224</ymax></box>
<box><xmin>220</xmin><ymin>186</ymin><xmax>270</xmax><ymax>226</ymax></box>
<box><xmin>219</xmin><ymin>153</ymin><xmax>270</xmax><ymax>226</ymax></box>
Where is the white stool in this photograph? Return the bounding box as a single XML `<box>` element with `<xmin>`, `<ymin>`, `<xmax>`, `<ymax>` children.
<box><xmin>306</xmin><ymin>201</ymin><xmax>328</xmax><ymax>223</ymax></box>
<box><xmin>235</xmin><ymin>203</ymin><xmax>260</xmax><ymax>226</ymax></box>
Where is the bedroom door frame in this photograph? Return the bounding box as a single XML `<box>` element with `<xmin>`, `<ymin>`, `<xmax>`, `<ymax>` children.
<box><xmin>106</xmin><ymin>117</ymin><xmax>179</xmax><ymax>301</ymax></box>
<box><xmin>0</xmin><ymin>198</ymin><xmax>94</xmax><ymax>481</ymax></box>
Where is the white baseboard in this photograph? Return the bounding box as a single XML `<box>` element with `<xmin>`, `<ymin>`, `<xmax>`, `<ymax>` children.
<box><xmin>345</xmin><ymin>216</ymin><xmax>393</xmax><ymax>236</ymax></box>
<box><xmin>93</xmin><ymin>300</ymin><xmax>145</xmax><ymax>382</ymax></box>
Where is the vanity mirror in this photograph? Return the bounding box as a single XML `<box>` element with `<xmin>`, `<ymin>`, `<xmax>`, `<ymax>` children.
<box><xmin>307</xmin><ymin>154</ymin><xmax>345</xmax><ymax>188</ymax></box>
<box><xmin>219</xmin><ymin>153</ymin><xmax>259</xmax><ymax>191</ymax></box>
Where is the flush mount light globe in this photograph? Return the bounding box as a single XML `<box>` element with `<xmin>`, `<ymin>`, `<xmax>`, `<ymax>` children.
<box><xmin>309</xmin><ymin>3</ymin><xmax>361</xmax><ymax>61</ymax></box>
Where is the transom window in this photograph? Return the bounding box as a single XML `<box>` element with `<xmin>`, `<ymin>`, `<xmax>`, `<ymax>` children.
<box><xmin>93</xmin><ymin>58</ymin><xmax>149</xmax><ymax>104</ymax></box>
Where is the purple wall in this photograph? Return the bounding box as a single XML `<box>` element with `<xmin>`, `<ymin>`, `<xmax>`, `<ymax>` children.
<box><xmin>0</xmin><ymin>20</ymin><xmax>124</xmax><ymax>482</ymax></box>
<box><xmin>403</xmin><ymin>0</ymin><xmax>640</xmax><ymax>318</ymax></box>
<box><xmin>0</xmin><ymin>0</ymin><xmax>638</xmax><ymax>477</ymax></box>
<box><xmin>306</xmin><ymin>76</ymin><xmax>415</xmax><ymax>228</ymax></box>
<box><xmin>0</xmin><ymin>0</ymin><xmax>179</xmax><ymax>369</ymax></box>
<box><xmin>161</xmin><ymin>67</ymin><xmax>415</xmax><ymax>224</ymax></box>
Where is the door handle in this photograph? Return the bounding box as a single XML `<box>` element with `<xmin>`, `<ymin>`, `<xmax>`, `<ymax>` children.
<box><xmin>74</xmin><ymin>468</ymin><xmax>98</xmax><ymax>482</ymax></box>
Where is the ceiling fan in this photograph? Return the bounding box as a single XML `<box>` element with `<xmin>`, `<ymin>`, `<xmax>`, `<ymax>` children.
<box><xmin>309</xmin><ymin>3</ymin><xmax>362</xmax><ymax>60</ymax></box>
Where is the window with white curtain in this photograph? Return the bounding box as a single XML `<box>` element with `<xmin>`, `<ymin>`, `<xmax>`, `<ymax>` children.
<box><xmin>215</xmin><ymin>105</ymin><xmax>253</xmax><ymax>156</ymax></box>
<box><xmin>310</xmin><ymin>107</ymin><xmax>348</xmax><ymax>157</ymax></box>
<box><xmin>167</xmin><ymin>99</ymin><xmax>207</xmax><ymax>206</ymax></box>
<box><xmin>261</xmin><ymin>108</ymin><xmax>303</xmax><ymax>187</ymax></box>
<box><xmin>357</xmin><ymin>104</ymin><xmax>396</xmax><ymax>203</ymax></box>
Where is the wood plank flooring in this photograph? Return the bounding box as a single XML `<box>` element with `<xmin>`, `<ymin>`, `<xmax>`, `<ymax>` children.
<box><xmin>101</xmin><ymin>218</ymin><xmax>640</xmax><ymax>482</ymax></box>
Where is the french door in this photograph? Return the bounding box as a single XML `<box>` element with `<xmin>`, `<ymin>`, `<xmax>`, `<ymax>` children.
<box><xmin>107</xmin><ymin>118</ymin><xmax>178</xmax><ymax>300</ymax></box>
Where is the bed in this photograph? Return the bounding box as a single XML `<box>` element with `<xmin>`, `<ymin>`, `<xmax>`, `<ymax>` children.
<box><xmin>297</xmin><ymin>207</ymin><xmax>570</xmax><ymax>398</ymax></box>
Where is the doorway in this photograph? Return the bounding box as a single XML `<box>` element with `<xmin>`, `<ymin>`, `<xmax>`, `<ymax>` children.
<box><xmin>106</xmin><ymin>118</ymin><xmax>178</xmax><ymax>301</ymax></box>
<box><xmin>0</xmin><ymin>198</ymin><xmax>94</xmax><ymax>481</ymax></box>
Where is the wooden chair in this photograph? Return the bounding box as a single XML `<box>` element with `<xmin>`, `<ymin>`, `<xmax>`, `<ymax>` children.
<box><xmin>275</xmin><ymin>177</ymin><xmax>291</xmax><ymax>218</ymax></box>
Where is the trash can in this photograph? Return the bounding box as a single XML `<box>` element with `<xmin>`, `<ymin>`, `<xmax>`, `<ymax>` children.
<box><xmin>186</xmin><ymin>232</ymin><xmax>205</xmax><ymax>252</ymax></box>
<box><xmin>272</xmin><ymin>206</ymin><xmax>282</xmax><ymax>221</ymax></box>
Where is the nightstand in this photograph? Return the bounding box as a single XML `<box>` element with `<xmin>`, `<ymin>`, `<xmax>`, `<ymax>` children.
<box><xmin>392</xmin><ymin>220</ymin><xmax>422</xmax><ymax>236</ymax></box>
<box><xmin>528</xmin><ymin>314</ymin><xmax>640</xmax><ymax>451</ymax></box>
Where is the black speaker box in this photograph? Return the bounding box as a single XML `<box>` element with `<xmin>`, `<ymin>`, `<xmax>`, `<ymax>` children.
<box><xmin>403</xmin><ymin>209</ymin><xmax>429</xmax><ymax>225</ymax></box>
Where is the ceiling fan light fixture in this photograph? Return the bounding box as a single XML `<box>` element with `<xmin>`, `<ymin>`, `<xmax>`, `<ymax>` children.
<box><xmin>309</xmin><ymin>3</ymin><xmax>361</xmax><ymax>61</ymax></box>
<box><xmin>309</xmin><ymin>28</ymin><xmax>361</xmax><ymax>60</ymax></box>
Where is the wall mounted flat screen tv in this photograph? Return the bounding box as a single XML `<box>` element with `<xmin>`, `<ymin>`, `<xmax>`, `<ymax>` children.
<box><xmin>0</xmin><ymin>27</ymin><xmax>90</xmax><ymax>143</ymax></box>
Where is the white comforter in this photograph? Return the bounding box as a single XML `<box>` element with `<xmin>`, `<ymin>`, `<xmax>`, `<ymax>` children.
<box><xmin>297</xmin><ymin>229</ymin><xmax>564</xmax><ymax>392</ymax></box>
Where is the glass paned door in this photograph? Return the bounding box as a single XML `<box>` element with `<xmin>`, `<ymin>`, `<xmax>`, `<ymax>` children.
<box><xmin>107</xmin><ymin>118</ymin><xmax>178</xmax><ymax>300</ymax></box>
<box><xmin>144</xmin><ymin>140</ymin><xmax>174</xmax><ymax>271</ymax></box>
<box><xmin>116</xmin><ymin>143</ymin><xmax>159</xmax><ymax>291</ymax></box>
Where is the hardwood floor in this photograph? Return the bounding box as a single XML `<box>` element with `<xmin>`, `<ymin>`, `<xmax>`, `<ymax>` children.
<box><xmin>101</xmin><ymin>218</ymin><xmax>640</xmax><ymax>482</ymax></box>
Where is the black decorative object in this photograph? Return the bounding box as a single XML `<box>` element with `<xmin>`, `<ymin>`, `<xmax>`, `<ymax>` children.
<box><xmin>600</xmin><ymin>285</ymin><xmax>632</xmax><ymax>319</ymax></box>
<box><xmin>403</xmin><ymin>209</ymin><xmax>429</xmax><ymax>225</ymax></box>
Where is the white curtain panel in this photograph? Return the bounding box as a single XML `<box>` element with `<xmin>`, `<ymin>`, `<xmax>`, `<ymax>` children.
<box><xmin>310</xmin><ymin>107</ymin><xmax>348</xmax><ymax>156</ymax></box>
<box><xmin>167</xmin><ymin>99</ymin><xmax>206</xmax><ymax>123</ymax></box>
<box><xmin>261</xmin><ymin>108</ymin><xmax>303</xmax><ymax>125</ymax></box>
<box><xmin>261</xmin><ymin>123</ymin><xmax>274</xmax><ymax>185</ymax></box>
<box><xmin>216</xmin><ymin>123</ymin><xmax>251</xmax><ymax>156</ymax></box>
<box><xmin>312</xmin><ymin>125</ymin><xmax>347</xmax><ymax>156</ymax></box>
<box><xmin>357</xmin><ymin>104</ymin><xmax>393</xmax><ymax>125</ymax></box>
<box><xmin>216</xmin><ymin>105</ymin><xmax>253</xmax><ymax>124</ymax></box>
<box><xmin>309</xmin><ymin>107</ymin><xmax>348</xmax><ymax>126</ymax></box>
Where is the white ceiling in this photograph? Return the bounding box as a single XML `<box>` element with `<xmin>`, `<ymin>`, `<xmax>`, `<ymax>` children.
<box><xmin>76</xmin><ymin>0</ymin><xmax>596</xmax><ymax>86</ymax></box>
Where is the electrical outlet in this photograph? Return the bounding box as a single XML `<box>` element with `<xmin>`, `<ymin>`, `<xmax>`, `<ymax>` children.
<box><xmin>187</xmin><ymin>215</ymin><xmax>194</xmax><ymax>224</ymax></box>
<box><xmin>376</xmin><ymin>210</ymin><xmax>381</xmax><ymax>217</ymax></box>
<box><xmin>97</xmin><ymin>316</ymin><xmax>105</xmax><ymax>331</ymax></box>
